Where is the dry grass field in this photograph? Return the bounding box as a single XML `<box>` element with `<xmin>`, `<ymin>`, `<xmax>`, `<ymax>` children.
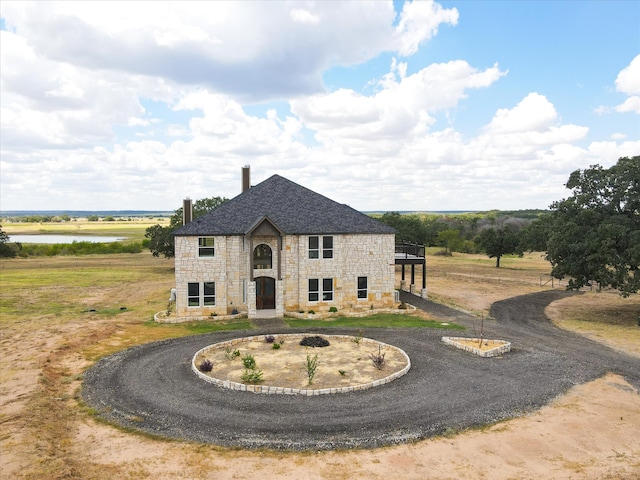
<box><xmin>1</xmin><ymin>219</ymin><xmax>169</xmax><ymax>243</ymax></box>
<box><xmin>1</xmin><ymin>248</ymin><xmax>639</xmax><ymax>479</ymax></box>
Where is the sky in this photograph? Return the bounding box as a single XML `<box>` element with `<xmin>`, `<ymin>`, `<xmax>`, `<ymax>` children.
<box><xmin>1</xmin><ymin>0</ymin><xmax>639</xmax><ymax>212</ymax></box>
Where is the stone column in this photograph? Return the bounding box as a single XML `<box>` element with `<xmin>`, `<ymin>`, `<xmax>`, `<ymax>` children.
<box><xmin>247</xmin><ymin>281</ymin><xmax>256</xmax><ymax>319</ymax></box>
<box><xmin>276</xmin><ymin>280</ymin><xmax>284</xmax><ymax>317</ymax></box>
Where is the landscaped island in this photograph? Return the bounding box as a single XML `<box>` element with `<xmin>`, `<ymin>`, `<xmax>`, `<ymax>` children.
<box><xmin>192</xmin><ymin>333</ymin><xmax>411</xmax><ymax>395</ymax></box>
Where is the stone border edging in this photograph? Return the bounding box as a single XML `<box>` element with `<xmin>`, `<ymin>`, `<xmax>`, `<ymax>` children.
<box><xmin>284</xmin><ymin>304</ymin><xmax>417</xmax><ymax>320</ymax></box>
<box><xmin>154</xmin><ymin>311</ymin><xmax>247</xmax><ymax>323</ymax></box>
<box><xmin>441</xmin><ymin>336</ymin><xmax>511</xmax><ymax>357</ymax></box>
<box><xmin>191</xmin><ymin>333</ymin><xmax>411</xmax><ymax>395</ymax></box>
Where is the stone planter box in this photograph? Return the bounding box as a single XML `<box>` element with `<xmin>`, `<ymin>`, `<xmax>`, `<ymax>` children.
<box><xmin>441</xmin><ymin>336</ymin><xmax>511</xmax><ymax>358</ymax></box>
<box><xmin>154</xmin><ymin>310</ymin><xmax>247</xmax><ymax>324</ymax></box>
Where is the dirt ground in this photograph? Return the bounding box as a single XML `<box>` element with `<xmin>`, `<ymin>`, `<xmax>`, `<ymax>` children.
<box><xmin>1</xmin><ymin>253</ymin><xmax>639</xmax><ymax>479</ymax></box>
<box><xmin>195</xmin><ymin>334</ymin><xmax>408</xmax><ymax>391</ymax></box>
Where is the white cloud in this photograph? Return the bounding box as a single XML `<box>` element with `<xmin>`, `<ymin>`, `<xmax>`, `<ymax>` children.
<box><xmin>615</xmin><ymin>55</ymin><xmax>640</xmax><ymax>95</ymax></box>
<box><xmin>393</xmin><ymin>0</ymin><xmax>459</xmax><ymax>56</ymax></box>
<box><xmin>615</xmin><ymin>96</ymin><xmax>640</xmax><ymax>114</ymax></box>
<box><xmin>0</xmin><ymin>1</ymin><xmax>636</xmax><ymax>212</ymax></box>
<box><xmin>291</xmin><ymin>60</ymin><xmax>506</xmax><ymax>156</ymax></box>
<box><xmin>1</xmin><ymin>1</ymin><xmax>458</xmax><ymax>103</ymax></box>
<box><xmin>485</xmin><ymin>93</ymin><xmax>559</xmax><ymax>134</ymax></box>
<box><xmin>613</xmin><ymin>55</ymin><xmax>640</xmax><ymax>114</ymax></box>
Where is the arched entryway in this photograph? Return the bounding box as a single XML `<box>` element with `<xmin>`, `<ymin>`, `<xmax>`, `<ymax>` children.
<box><xmin>255</xmin><ymin>276</ymin><xmax>276</xmax><ymax>310</ymax></box>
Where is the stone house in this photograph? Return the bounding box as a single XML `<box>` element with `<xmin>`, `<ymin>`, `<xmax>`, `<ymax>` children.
<box><xmin>172</xmin><ymin>169</ymin><xmax>398</xmax><ymax>319</ymax></box>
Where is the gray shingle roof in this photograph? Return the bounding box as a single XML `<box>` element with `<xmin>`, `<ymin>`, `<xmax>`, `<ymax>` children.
<box><xmin>173</xmin><ymin>174</ymin><xmax>396</xmax><ymax>236</ymax></box>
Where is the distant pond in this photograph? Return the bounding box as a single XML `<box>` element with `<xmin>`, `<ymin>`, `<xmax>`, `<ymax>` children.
<box><xmin>8</xmin><ymin>235</ymin><xmax>127</xmax><ymax>244</ymax></box>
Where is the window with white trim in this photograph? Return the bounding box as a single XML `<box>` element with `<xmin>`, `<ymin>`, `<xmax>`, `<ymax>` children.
<box><xmin>308</xmin><ymin>236</ymin><xmax>319</xmax><ymax>259</ymax></box>
<box><xmin>308</xmin><ymin>236</ymin><xmax>333</xmax><ymax>259</ymax></box>
<box><xmin>322</xmin><ymin>278</ymin><xmax>333</xmax><ymax>301</ymax></box>
<box><xmin>308</xmin><ymin>279</ymin><xmax>319</xmax><ymax>301</ymax></box>
<box><xmin>357</xmin><ymin>276</ymin><xmax>368</xmax><ymax>299</ymax></box>
<box><xmin>322</xmin><ymin>236</ymin><xmax>333</xmax><ymax>258</ymax></box>
<box><xmin>187</xmin><ymin>282</ymin><xmax>200</xmax><ymax>306</ymax></box>
<box><xmin>198</xmin><ymin>237</ymin><xmax>215</xmax><ymax>257</ymax></box>
<box><xmin>187</xmin><ymin>281</ymin><xmax>216</xmax><ymax>306</ymax></box>
<box><xmin>203</xmin><ymin>282</ymin><xmax>216</xmax><ymax>306</ymax></box>
<box><xmin>309</xmin><ymin>278</ymin><xmax>333</xmax><ymax>302</ymax></box>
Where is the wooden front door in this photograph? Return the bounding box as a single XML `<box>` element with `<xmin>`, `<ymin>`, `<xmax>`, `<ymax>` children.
<box><xmin>255</xmin><ymin>276</ymin><xmax>276</xmax><ymax>310</ymax></box>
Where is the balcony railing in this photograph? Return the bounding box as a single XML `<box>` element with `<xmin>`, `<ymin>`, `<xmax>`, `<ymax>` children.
<box><xmin>395</xmin><ymin>242</ymin><xmax>425</xmax><ymax>259</ymax></box>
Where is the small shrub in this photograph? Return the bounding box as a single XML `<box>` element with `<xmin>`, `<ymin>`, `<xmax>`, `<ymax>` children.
<box><xmin>271</xmin><ymin>343</ymin><xmax>281</xmax><ymax>350</ymax></box>
<box><xmin>300</xmin><ymin>336</ymin><xmax>330</xmax><ymax>348</ymax></box>
<box><xmin>352</xmin><ymin>329</ymin><xmax>364</xmax><ymax>345</ymax></box>
<box><xmin>241</xmin><ymin>369</ymin><xmax>264</xmax><ymax>384</ymax></box>
<box><xmin>242</xmin><ymin>353</ymin><xmax>256</xmax><ymax>369</ymax></box>
<box><xmin>264</xmin><ymin>335</ymin><xmax>275</xmax><ymax>343</ymax></box>
<box><xmin>369</xmin><ymin>345</ymin><xmax>386</xmax><ymax>370</ymax></box>
<box><xmin>304</xmin><ymin>352</ymin><xmax>319</xmax><ymax>385</ymax></box>
<box><xmin>198</xmin><ymin>359</ymin><xmax>213</xmax><ymax>372</ymax></box>
<box><xmin>338</xmin><ymin>369</ymin><xmax>346</xmax><ymax>376</ymax></box>
<box><xmin>224</xmin><ymin>346</ymin><xmax>240</xmax><ymax>361</ymax></box>
<box><xmin>329</xmin><ymin>306</ymin><xmax>338</xmax><ymax>313</ymax></box>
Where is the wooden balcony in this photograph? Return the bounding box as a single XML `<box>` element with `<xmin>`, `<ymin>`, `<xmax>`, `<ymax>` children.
<box><xmin>395</xmin><ymin>242</ymin><xmax>425</xmax><ymax>265</ymax></box>
<box><xmin>395</xmin><ymin>242</ymin><xmax>426</xmax><ymax>290</ymax></box>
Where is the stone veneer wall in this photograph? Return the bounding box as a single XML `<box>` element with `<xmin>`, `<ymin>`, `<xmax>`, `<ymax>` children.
<box><xmin>175</xmin><ymin>236</ymin><xmax>229</xmax><ymax>318</ymax></box>
<box><xmin>175</xmin><ymin>232</ymin><xmax>396</xmax><ymax>318</ymax></box>
<box><xmin>281</xmin><ymin>233</ymin><xmax>396</xmax><ymax>312</ymax></box>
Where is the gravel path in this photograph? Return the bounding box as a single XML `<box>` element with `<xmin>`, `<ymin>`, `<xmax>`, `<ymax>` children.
<box><xmin>82</xmin><ymin>290</ymin><xmax>640</xmax><ymax>450</ymax></box>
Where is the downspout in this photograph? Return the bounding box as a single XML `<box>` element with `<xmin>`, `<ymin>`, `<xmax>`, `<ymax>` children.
<box><xmin>249</xmin><ymin>235</ymin><xmax>254</xmax><ymax>281</ymax></box>
<box><xmin>277</xmin><ymin>234</ymin><xmax>282</xmax><ymax>280</ymax></box>
<box><xmin>297</xmin><ymin>235</ymin><xmax>301</xmax><ymax>308</ymax></box>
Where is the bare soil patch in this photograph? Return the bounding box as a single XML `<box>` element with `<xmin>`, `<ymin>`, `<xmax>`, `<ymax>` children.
<box><xmin>2</xmin><ymin>251</ymin><xmax>639</xmax><ymax>479</ymax></box>
<box><xmin>194</xmin><ymin>334</ymin><xmax>409</xmax><ymax>391</ymax></box>
<box><xmin>546</xmin><ymin>290</ymin><xmax>640</xmax><ymax>358</ymax></box>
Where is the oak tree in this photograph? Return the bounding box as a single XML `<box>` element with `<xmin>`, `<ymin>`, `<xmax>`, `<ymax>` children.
<box><xmin>145</xmin><ymin>196</ymin><xmax>227</xmax><ymax>258</ymax></box>
<box><xmin>475</xmin><ymin>225</ymin><xmax>523</xmax><ymax>268</ymax></box>
<box><xmin>546</xmin><ymin>156</ymin><xmax>640</xmax><ymax>296</ymax></box>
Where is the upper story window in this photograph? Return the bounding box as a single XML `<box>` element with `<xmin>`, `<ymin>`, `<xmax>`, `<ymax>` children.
<box><xmin>253</xmin><ymin>244</ymin><xmax>272</xmax><ymax>269</ymax></box>
<box><xmin>322</xmin><ymin>236</ymin><xmax>333</xmax><ymax>258</ymax></box>
<box><xmin>198</xmin><ymin>237</ymin><xmax>215</xmax><ymax>257</ymax></box>
<box><xmin>309</xmin><ymin>236</ymin><xmax>333</xmax><ymax>259</ymax></box>
<box><xmin>309</xmin><ymin>236</ymin><xmax>319</xmax><ymax>259</ymax></box>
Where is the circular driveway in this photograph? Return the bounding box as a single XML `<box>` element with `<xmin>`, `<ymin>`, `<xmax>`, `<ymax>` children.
<box><xmin>82</xmin><ymin>290</ymin><xmax>640</xmax><ymax>450</ymax></box>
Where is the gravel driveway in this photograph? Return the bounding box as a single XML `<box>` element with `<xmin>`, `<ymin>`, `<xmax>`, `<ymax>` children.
<box><xmin>82</xmin><ymin>290</ymin><xmax>640</xmax><ymax>450</ymax></box>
